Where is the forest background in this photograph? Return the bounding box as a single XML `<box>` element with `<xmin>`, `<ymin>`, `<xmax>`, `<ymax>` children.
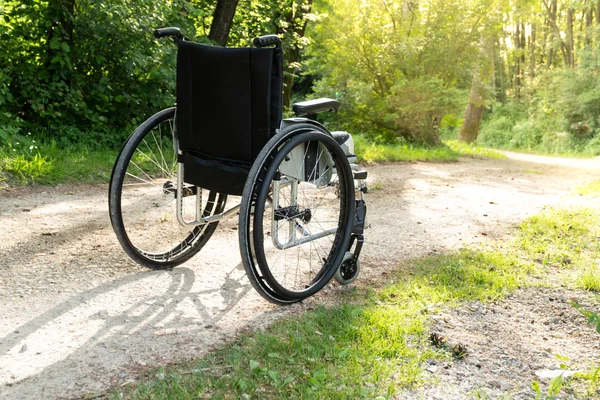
<box><xmin>1</xmin><ymin>0</ymin><xmax>600</xmax><ymax>182</ymax></box>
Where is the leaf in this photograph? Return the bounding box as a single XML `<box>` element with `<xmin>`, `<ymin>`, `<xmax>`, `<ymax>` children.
<box><xmin>531</xmin><ymin>381</ymin><xmax>541</xmax><ymax>400</ymax></box>
<box><xmin>555</xmin><ymin>354</ymin><xmax>569</xmax><ymax>362</ymax></box>
<box><xmin>249</xmin><ymin>360</ymin><xmax>259</xmax><ymax>371</ymax></box>
<box><xmin>50</xmin><ymin>38</ymin><xmax>61</xmax><ymax>50</ymax></box>
<box><xmin>267</xmin><ymin>369</ymin><xmax>279</xmax><ymax>383</ymax></box>
<box><xmin>283</xmin><ymin>376</ymin><xmax>294</xmax><ymax>385</ymax></box>
<box><xmin>338</xmin><ymin>347</ymin><xmax>351</xmax><ymax>358</ymax></box>
<box><xmin>548</xmin><ymin>373</ymin><xmax>564</xmax><ymax>396</ymax></box>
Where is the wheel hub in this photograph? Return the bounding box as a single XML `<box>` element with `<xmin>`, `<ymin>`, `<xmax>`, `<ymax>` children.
<box><xmin>274</xmin><ymin>206</ymin><xmax>312</xmax><ymax>223</ymax></box>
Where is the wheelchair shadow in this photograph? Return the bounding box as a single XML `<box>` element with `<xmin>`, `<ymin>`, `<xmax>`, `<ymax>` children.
<box><xmin>0</xmin><ymin>260</ymin><xmax>284</xmax><ymax>399</ymax></box>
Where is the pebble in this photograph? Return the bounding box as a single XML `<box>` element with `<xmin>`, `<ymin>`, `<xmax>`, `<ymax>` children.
<box><xmin>488</xmin><ymin>379</ymin><xmax>511</xmax><ymax>391</ymax></box>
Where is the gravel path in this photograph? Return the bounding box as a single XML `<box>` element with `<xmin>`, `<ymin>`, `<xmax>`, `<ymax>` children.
<box><xmin>1</xmin><ymin>151</ymin><xmax>600</xmax><ymax>399</ymax></box>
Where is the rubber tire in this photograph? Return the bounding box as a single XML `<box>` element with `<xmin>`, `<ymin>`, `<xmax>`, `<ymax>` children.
<box><xmin>109</xmin><ymin>107</ymin><xmax>226</xmax><ymax>269</ymax></box>
<box><xmin>334</xmin><ymin>252</ymin><xmax>361</xmax><ymax>285</ymax></box>
<box><xmin>239</xmin><ymin>123</ymin><xmax>355</xmax><ymax>304</ymax></box>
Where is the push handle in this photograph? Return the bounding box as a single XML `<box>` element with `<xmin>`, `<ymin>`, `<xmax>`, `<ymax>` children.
<box><xmin>153</xmin><ymin>27</ymin><xmax>183</xmax><ymax>40</ymax></box>
<box><xmin>253</xmin><ymin>34</ymin><xmax>281</xmax><ymax>48</ymax></box>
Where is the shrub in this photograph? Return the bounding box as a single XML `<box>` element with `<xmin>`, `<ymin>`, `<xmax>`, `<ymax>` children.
<box><xmin>384</xmin><ymin>78</ymin><xmax>466</xmax><ymax>145</ymax></box>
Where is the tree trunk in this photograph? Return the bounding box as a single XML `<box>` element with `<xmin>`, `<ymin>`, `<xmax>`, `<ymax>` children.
<box><xmin>458</xmin><ymin>76</ymin><xmax>485</xmax><ymax>143</ymax></box>
<box><xmin>586</xmin><ymin>3</ymin><xmax>593</xmax><ymax>47</ymax></box>
<box><xmin>530</xmin><ymin>23</ymin><xmax>536</xmax><ymax>79</ymax></box>
<box><xmin>494</xmin><ymin>39</ymin><xmax>506</xmax><ymax>102</ymax></box>
<box><xmin>514</xmin><ymin>23</ymin><xmax>521</xmax><ymax>100</ymax></box>
<box><xmin>566</xmin><ymin>7</ymin><xmax>574</xmax><ymax>67</ymax></box>
<box><xmin>209</xmin><ymin>0</ymin><xmax>240</xmax><ymax>46</ymax></box>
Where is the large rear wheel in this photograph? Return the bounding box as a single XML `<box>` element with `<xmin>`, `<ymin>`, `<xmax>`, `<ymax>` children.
<box><xmin>239</xmin><ymin>124</ymin><xmax>355</xmax><ymax>303</ymax></box>
<box><xmin>109</xmin><ymin>108</ymin><xmax>226</xmax><ymax>269</ymax></box>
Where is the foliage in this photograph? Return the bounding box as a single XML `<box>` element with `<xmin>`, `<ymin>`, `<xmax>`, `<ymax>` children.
<box><xmin>571</xmin><ymin>303</ymin><xmax>600</xmax><ymax>334</ymax></box>
<box><xmin>0</xmin><ymin>0</ymin><xmax>203</xmax><ymax>148</ymax></box>
<box><xmin>306</xmin><ymin>0</ymin><xmax>494</xmax><ymax>145</ymax></box>
<box><xmin>3</xmin><ymin>0</ymin><xmax>600</xmax><ymax>175</ymax></box>
<box><xmin>476</xmin><ymin>0</ymin><xmax>600</xmax><ymax>155</ymax></box>
<box><xmin>385</xmin><ymin>78</ymin><xmax>466</xmax><ymax>144</ymax></box>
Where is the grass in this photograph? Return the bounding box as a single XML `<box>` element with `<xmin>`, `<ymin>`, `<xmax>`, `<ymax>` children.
<box><xmin>574</xmin><ymin>181</ymin><xmax>600</xmax><ymax>196</ymax></box>
<box><xmin>0</xmin><ymin>135</ymin><xmax>506</xmax><ymax>186</ymax></box>
<box><xmin>0</xmin><ymin>143</ymin><xmax>117</xmax><ymax>185</ymax></box>
<box><xmin>354</xmin><ymin>136</ymin><xmax>505</xmax><ymax>164</ymax></box>
<box><xmin>107</xmin><ymin>207</ymin><xmax>600</xmax><ymax>399</ymax></box>
<box><xmin>514</xmin><ymin>207</ymin><xmax>600</xmax><ymax>291</ymax></box>
<box><xmin>0</xmin><ymin>134</ymin><xmax>505</xmax><ymax>186</ymax></box>
<box><xmin>444</xmin><ymin>140</ymin><xmax>506</xmax><ymax>159</ymax></box>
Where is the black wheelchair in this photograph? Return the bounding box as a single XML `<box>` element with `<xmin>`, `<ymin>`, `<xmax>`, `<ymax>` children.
<box><xmin>108</xmin><ymin>28</ymin><xmax>368</xmax><ymax>304</ymax></box>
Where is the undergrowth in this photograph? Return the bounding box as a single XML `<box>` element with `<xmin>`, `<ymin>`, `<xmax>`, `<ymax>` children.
<box><xmin>0</xmin><ymin>142</ymin><xmax>116</xmax><ymax>185</ymax></box>
<box><xmin>354</xmin><ymin>135</ymin><xmax>505</xmax><ymax>164</ymax></box>
<box><xmin>0</xmin><ymin>134</ymin><xmax>506</xmax><ymax>186</ymax></box>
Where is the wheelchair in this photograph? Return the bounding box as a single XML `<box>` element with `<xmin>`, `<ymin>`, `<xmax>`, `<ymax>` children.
<box><xmin>108</xmin><ymin>28</ymin><xmax>368</xmax><ymax>304</ymax></box>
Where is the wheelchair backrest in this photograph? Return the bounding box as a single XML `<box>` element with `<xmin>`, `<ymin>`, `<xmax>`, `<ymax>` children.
<box><xmin>175</xmin><ymin>40</ymin><xmax>283</xmax><ymax>162</ymax></box>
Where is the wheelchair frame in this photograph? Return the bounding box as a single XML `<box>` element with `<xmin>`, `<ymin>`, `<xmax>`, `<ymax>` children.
<box><xmin>108</xmin><ymin>28</ymin><xmax>368</xmax><ymax>304</ymax></box>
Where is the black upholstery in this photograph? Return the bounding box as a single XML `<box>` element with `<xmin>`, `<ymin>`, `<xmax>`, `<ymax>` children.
<box><xmin>331</xmin><ymin>131</ymin><xmax>350</xmax><ymax>146</ymax></box>
<box><xmin>292</xmin><ymin>98</ymin><xmax>340</xmax><ymax>117</ymax></box>
<box><xmin>176</xmin><ymin>40</ymin><xmax>283</xmax><ymax>195</ymax></box>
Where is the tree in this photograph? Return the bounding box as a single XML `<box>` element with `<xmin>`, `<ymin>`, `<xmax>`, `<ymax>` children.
<box><xmin>458</xmin><ymin>76</ymin><xmax>486</xmax><ymax>143</ymax></box>
<box><xmin>209</xmin><ymin>0</ymin><xmax>240</xmax><ymax>46</ymax></box>
<box><xmin>307</xmin><ymin>0</ymin><xmax>498</xmax><ymax>145</ymax></box>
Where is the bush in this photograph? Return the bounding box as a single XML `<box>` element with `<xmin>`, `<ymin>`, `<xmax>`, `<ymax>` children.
<box><xmin>384</xmin><ymin>78</ymin><xmax>466</xmax><ymax>145</ymax></box>
<box><xmin>0</xmin><ymin>0</ymin><xmax>201</xmax><ymax>149</ymax></box>
<box><xmin>0</xmin><ymin>113</ymin><xmax>23</xmax><ymax>147</ymax></box>
<box><xmin>478</xmin><ymin>114</ymin><xmax>515</xmax><ymax>148</ymax></box>
<box><xmin>479</xmin><ymin>62</ymin><xmax>600</xmax><ymax>156</ymax></box>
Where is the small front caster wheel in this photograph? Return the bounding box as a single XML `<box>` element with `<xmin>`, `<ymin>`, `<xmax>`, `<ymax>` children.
<box><xmin>334</xmin><ymin>252</ymin><xmax>361</xmax><ymax>285</ymax></box>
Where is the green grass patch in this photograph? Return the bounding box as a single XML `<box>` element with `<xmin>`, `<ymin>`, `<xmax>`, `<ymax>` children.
<box><xmin>1</xmin><ymin>134</ymin><xmax>509</xmax><ymax>185</ymax></box>
<box><xmin>444</xmin><ymin>140</ymin><xmax>506</xmax><ymax>159</ymax></box>
<box><xmin>514</xmin><ymin>208</ymin><xmax>600</xmax><ymax>291</ymax></box>
<box><xmin>0</xmin><ymin>143</ymin><xmax>117</xmax><ymax>185</ymax></box>
<box><xmin>574</xmin><ymin>181</ymin><xmax>600</xmax><ymax>196</ymax></box>
<box><xmin>573</xmin><ymin>366</ymin><xmax>600</xmax><ymax>399</ymax></box>
<box><xmin>354</xmin><ymin>136</ymin><xmax>505</xmax><ymax>164</ymax></box>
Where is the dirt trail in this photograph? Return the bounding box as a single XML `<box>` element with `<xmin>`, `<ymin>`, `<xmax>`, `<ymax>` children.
<box><xmin>1</xmin><ymin>151</ymin><xmax>600</xmax><ymax>399</ymax></box>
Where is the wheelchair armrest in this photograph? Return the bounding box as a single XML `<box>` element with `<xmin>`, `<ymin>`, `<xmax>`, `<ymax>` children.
<box><xmin>292</xmin><ymin>98</ymin><xmax>340</xmax><ymax>117</ymax></box>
